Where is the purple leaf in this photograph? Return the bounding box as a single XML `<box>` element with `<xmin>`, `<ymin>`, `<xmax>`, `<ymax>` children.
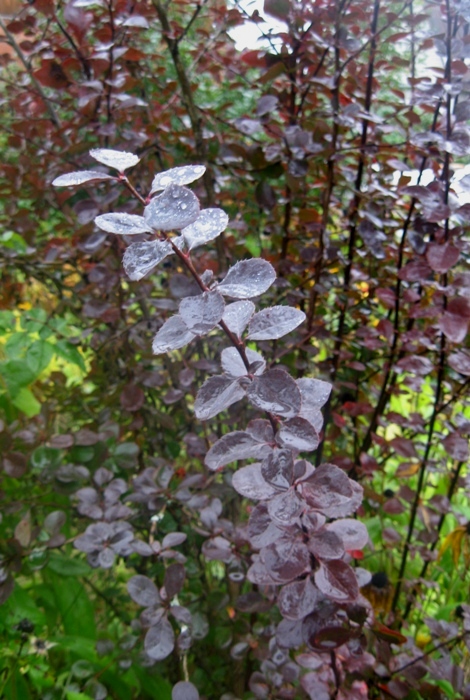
<box><xmin>179</xmin><ymin>290</ymin><xmax>225</xmax><ymax>335</ymax></box>
<box><xmin>194</xmin><ymin>375</ymin><xmax>246</xmax><ymax>420</ymax></box>
<box><xmin>232</xmin><ymin>463</ymin><xmax>278</xmax><ymax>500</ymax></box>
<box><xmin>127</xmin><ymin>575</ymin><xmax>161</xmax><ymax>607</ymax></box>
<box><xmin>162</xmin><ymin>533</ymin><xmax>187</xmax><ymax>548</ymax></box>
<box><xmin>52</xmin><ymin>170</ymin><xmax>115</xmax><ymax>187</ymax></box>
<box><xmin>123</xmin><ymin>239</ymin><xmax>173</xmax><ymax>280</ymax></box>
<box><xmin>247</xmin><ymin>556</ymin><xmax>279</xmax><ymax>585</ymax></box>
<box><xmin>314</xmin><ymin>561</ymin><xmax>359</xmax><ymax>603</ymax></box>
<box><xmin>308</xmin><ymin>528</ymin><xmax>345</xmax><ymax>561</ymax></box>
<box><xmin>221</xmin><ymin>347</ymin><xmax>265</xmax><ymax>377</ymax></box>
<box><xmin>246</xmin><ymin>368</ymin><xmax>301</xmax><ymax>418</ymax></box>
<box><xmin>246</xmin><ymin>418</ymin><xmax>274</xmax><ymax>444</ymax></box>
<box><xmin>152</xmin><ymin>315</ymin><xmax>196</xmax><ymax>354</ymax></box>
<box><xmin>297</xmin><ymin>380</ymin><xmax>331</xmax><ymax>416</ymax></box>
<box><xmin>222</xmin><ymin>300</ymin><xmax>255</xmax><ymax>337</ymax></box>
<box><xmin>94</xmin><ymin>212</ymin><xmax>152</xmax><ymax>235</ymax></box>
<box><xmin>248</xmin><ymin>503</ymin><xmax>287</xmax><ymax>549</ymax></box>
<box><xmin>164</xmin><ymin>563</ymin><xmax>185</xmax><ymax>599</ymax></box>
<box><xmin>89</xmin><ymin>148</ymin><xmax>140</xmax><ymax>171</ymax></box>
<box><xmin>261</xmin><ymin>537</ymin><xmax>310</xmax><ymax>583</ymax></box>
<box><xmin>205</xmin><ymin>431</ymin><xmax>271</xmax><ymax>471</ymax></box>
<box><xmin>276</xmin><ymin>417</ymin><xmax>319</xmax><ymax>452</ymax></box>
<box><xmin>426</xmin><ymin>242</ymin><xmax>460</xmax><ymax>273</ymax></box>
<box><xmin>267</xmin><ymin>490</ymin><xmax>303</xmax><ymax>526</ymax></box>
<box><xmin>261</xmin><ymin>450</ymin><xmax>294</xmax><ymax>490</ymax></box>
<box><xmin>144</xmin><ymin>618</ymin><xmax>175</xmax><ymax>660</ymax></box>
<box><xmin>278</xmin><ymin>578</ymin><xmax>318</xmax><ymax>620</ymax></box>
<box><xmin>218</xmin><ymin>259</ymin><xmax>276</xmax><ymax>299</ymax></box>
<box><xmin>172</xmin><ymin>681</ymin><xmax>200</xmax><ymax>700</ymax></box>
<box><xmin>298</xmin><ymin>464</ymin><xmax>363</xmax><ymax>518</ymax></box>
<box><xmin>247</xmin><ymin>306</ymin><xmax>306</xmax><ymax>340</ymax></box>
<box><xmin>144</xmin><ymin>184</ymin><xmax>200</xmax><ymax>231</ymax></box>
<box><xmin>449</xmin><ymin>349</ymin><xmax>470</xmax><ymax>376</ymax></box>
<box><xmin>151</xmin><ymin>165</ymin><xmax>206</xmax><ymax>193</ymax></box>
<box><xmin>325</xmin><ymin>519</ymin><xmax>369</xmax><ymax>551</ymax></box>
<box><xmin>181</xmin><ymin>208</ymin><xmax>229</xmax><ymax>250</ymax></box>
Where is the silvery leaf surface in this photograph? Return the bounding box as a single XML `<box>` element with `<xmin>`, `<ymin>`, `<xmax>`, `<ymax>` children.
<box><xmin>179</xmin><ymin>290</ymin><xmax>225</xmax><ymax>335</ymax></box>
<box><xmin>276</xmin><ymin>417</ymin><xmax>320</xmax><ymax>453</ymax></box>
<box><xmin>205</xmin><ymin>430</ymin><xmax>271</xmax><ymax>471</ymax></box>
<box><xmin>89</xmin><ymin>148</ymin><xmax>140</xmax><ymax>171</ymax></box>
<box><xmin>220</xmin><ymin>347</ymin><xmax>265</xmax><ymax>377</ymax></box>
<box><xmin>221</xmin><ymin>301</ymin><xmax>255</xmax><ymax>337</ymax></box>
<box><xmin>123</xmin><ymin>239</ymin><xmax>173</xmax><ymax>280</ymax></box>
<box><xmin>247</xmin><ymin>306</ymin><xmax>306</xmax><ymax>340</ymax></box>
<box><xmin>52</xmin><ymin>170</ymin><xmax>115</xmax><ymax>186</ymax></box>
<box><xmin>152</xmin><ymin>315</ymin><xmax>196</xmax><ymax>355</ymax></box>
<box><xmin>151</xmin><ymin>165</ymin><xmax>206</xmax><ymax>193</ymax></box>
<box><xmin>182</xmin><ymin>208</ymin><xmax>229</xmax><ymax>250</ymax></box>
<box><xmin>218</xmin><ymin>259</ymin><xmax>276</xmax><ymax>299</ymax></box>
<box><xmin>194</xmin><ymin>375</ymin><xmax>245</xmax><ymax>420</ymax></box>
<box><xmin>231</xmin><ymin>463</ymin><xmax>278</xmax><ymax>500</ymax></box>
<box><xmin>95</xmin><ymin>212</ymin><xmax>152</xmax><ymax>235</ymax></box>
<box><xmin>145</xmin><ymin>184</ymin><xmax>200</xmax><ymax>231</ymax></box>
<box><xmin>246</xmin><ymin>369</ymin><xmax>301</xmax><ymax>418</ymax></box>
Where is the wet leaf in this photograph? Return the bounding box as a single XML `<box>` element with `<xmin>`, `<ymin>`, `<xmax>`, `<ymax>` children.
<box><xmin>145</xmin><ymin>617</ymin><xmax>175</xmax><ymax>660</ymax></box>
<box><xmin>144</xmin><ymin>184</ymin><xmax>200</xmax><ymax>231</ymax></box>
<box><xmin>151</xmin><ymin>165</ymin><xmax>206</xmax><ymax>193</ymax></box>
<box><xmin>278</xmin><ymin>578</ymin><xmax>318</xmax><ymax>620</ymax></box>
<box><xmin>222</xmin><ymin>300</ymin><xmax>255</xmax><ymax>337</ymax></box>
<box><xmin>179</xmin><ymin>290</ymin><xmax>225</xmax><ymax>335</ymax></box>
<box><xmin>205</xmin><ymin>431</ymin><xmax>271</xmax><ymax>470</ymax></box>
<box><xmin>123</xmin><ymin>239</ymin><xmax>173</xmax><ymax>280</ymax></box>
<box><xmin>248</xmin><ymin>502</ymin><xmax>287</xmax><ymax>549</ymax></box>
<box><xmin>267</xmin><ymin>489</ymin><xmax>303</xmax><ymax>526</ymax></box>
<box><xmin>298</xmin><ymin>464</ymin><xmax>363</xmax><ymax>518</ymax></box>
<box><xmin>246</xmin><ymin>368</ymin><xmax>301</xmax><ymax>418</ymax></box>
<box><xmin>221</xmin><ymin>347</ymin><xmax>265</xmax><ymax>377</ymax></box>
<box><xmin>314</xmin><ymin>560</ymin><xmax>359</xmax><ymax>602</ymax></box>
<box><xmin>89</xmin><ymin>148</ymin><xmax>140</xmax><ymax>171</ymax></box>
<box><xmin>326</xmin><ymin>519</ymin><xmax>369</xmax><ymax>551</ymax></box>
<box><xmin>182</xmin><ymin>208</ymin><xmax>229</xmax><ymax>250</ymax></box>
<box><xmin>52</xmin><ymin>170</ymin><xmax>115</xmax><ymax>186</ymax></box>
<box><xmin>194</xmin><ymin>375</ymin><xmax>245</xmax><ymax>420</ymax></box>
<box><xmin>152</xmin><ymin>315</ymin><xmax>196</xmax><ymax>354</ymax></box>
<box><xmin>309</xmin><ymin>528</ymin><xmax>345</xmax><ymax>560</ymax></box>
<box><xmin>276</xmin><ymin>417</ymin><xmax>319</xmax><ymax>452</ymax></box>
<box><xmin>127</xmin><ymin>575</ymin><xmax>161</xmax><ymax>607</ymax></box>
<box><xmin>232</xmin><ymin>463</ymin><xmax>278</xmax><ymax>500</ymax></box>
<box><xmin>261</xmin><ymin>537</ymin><xmax>310</xmax><ymax>583</ymax></box>
<box><xmin>94</xmin><ymin>212</ymin><xmax>152</xmax><ymax>235</ymax></box>
<box><xmin>247</xmin><ymin>306</ymin><xmax>306</xmax><ymax>340</ymax></box>
<box><xmin>261</xmin><ymin>450</ymin><xmax>294</xmax><ymax>490</ymax></box>
<box><xmin>218</xmin><ymin>259</ymin><xmax>276</xmax><ymax>298</ymax></box>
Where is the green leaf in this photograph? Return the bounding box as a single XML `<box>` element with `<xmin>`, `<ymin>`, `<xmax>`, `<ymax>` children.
<box><xmin>2</xmin><ymin>669</ymin><xmax>32</xmax><ymax>700</ymax></box>
<box><xmin>5</xmin><ymin>332</ymin><xmax>30</xmax><ymax>358</ymax></box>
<box><xmin>26</xmin><ymin>340</ymin><xmax>54</xmax><ymax>376</ymax></box>
<box><xmin>12</xmin><ymin>387</ymin><xmax>41</xmax><ymax>417</ymax></box>
<box><xmin>47</xmin><ymin>553</ymin><xmax>92</xmax><ymax>577</ymax></box>
<box><xmin>133</xmin><ymin>666</ymin><xmax>172</xmax><ymax>700</ymax></box>
<box><xmin>0</xmin><ymin>310</ymin><xmax>14</xmax><ymax>332</ymax></box>
<box><xmin>55</xmin><ymin>340</ymin><xmax>86</xmax><ymax>371</ymax></box>
<box><xmin>0</xmin><ymin>231</ymin><xmax>28</xmax><ymax>253</ymax></box>
<box><xmin>20</xmin><ymin>307</ymin><xmax>48</xmax><ymax>332</ymax></box>
<box><xmin>1</xmin><ymin>359</ymin><xmax>35</xmax><ymax>392</ymax></box>
<box><xmin>30</xmin><ymin>446</ymin><xmax>61</xmax><ymax>470</ymax></box>
<box><xmin>44</xmin><ymin>572</ymin><xmax>96</xmax><ymax>640</ymax></box>
<box><xmin>113</xmin><ymin>442</ymin><xmax>139</xmax><ymax>469</ymax></box>
<box><xmin>0</xmin><ymin>583</ymin><xmax>47</xmax><ymax>628</ymax></box>
<box><xmin>66</xmin><ymin>692</ymin><xmax>93</xmax><ymax>700</ymax></box>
